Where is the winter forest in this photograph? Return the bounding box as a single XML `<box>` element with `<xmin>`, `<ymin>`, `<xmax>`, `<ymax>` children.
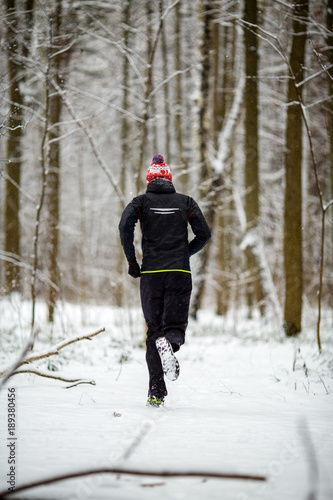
<box><xmin>1</xmin><ymin>0</ymin><xmax>332</xmax><ymax>334</ymax></box>
<box><xmin>0</xmin><ymin>0</ymin><xmax>333</xmax><ymax>499</ymax></box>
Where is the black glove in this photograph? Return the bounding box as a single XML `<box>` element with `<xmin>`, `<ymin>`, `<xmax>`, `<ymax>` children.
<box><xmin>128</xmin><ymin>260</ymin><xmax>141</xmax><ymax>278</ymax></box>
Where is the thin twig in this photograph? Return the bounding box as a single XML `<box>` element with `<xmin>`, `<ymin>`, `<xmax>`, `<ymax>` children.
<box><xmin>65</xmin><ymin>380</ymin><xmax>96</xmax><ymax>389</ymax></box>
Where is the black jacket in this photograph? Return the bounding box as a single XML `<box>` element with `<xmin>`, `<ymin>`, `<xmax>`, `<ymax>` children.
<box><xmin>119</xmin><ymin>178</ymin><xmax>211</xmax><ymax>273</ymax></box>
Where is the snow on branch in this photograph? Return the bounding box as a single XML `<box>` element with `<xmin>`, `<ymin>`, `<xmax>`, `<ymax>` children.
<box><xmin>324</xmin><ymin>199</ymin><xmax>333</xmax><ymax>213</ymax></box>
<box><xmin>295</xmin><ymin>63</ymin><xmax>333</xmax><ymax>88</ymax></box>
<box><xmin>22</xmin><ymin>328</ymin><xmax>106</xmax><ymax>364</ymax></box>
<box><xmin>0</xmin><ymin>328</ymin><xmax>105</xmax><ymax>385</ymax></box>
<box><xmin>149</xmin><ymin>66</ymin><xmax>196</xmax><ymax>100</ymax></box>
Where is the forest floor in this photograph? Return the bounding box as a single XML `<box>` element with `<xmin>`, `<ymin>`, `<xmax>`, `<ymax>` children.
<box><xmin>0</xmin><ymin>297</ymin><xmax>332</xmax><ymax>500</ymax></box>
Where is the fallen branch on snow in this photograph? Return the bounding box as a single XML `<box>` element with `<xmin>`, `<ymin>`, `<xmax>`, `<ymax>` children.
<box><xmin>0</xmin><ymin>328</ymin><xmax>105</xmax><ymax>384</ymax></box>
<box><xmin>0</xmin><ymin>467</ymin><xmax>266</xmax><ymax>497</ymax></box>
<box><xmin>10</xmin><ymin>368</ymin><xmax>96</xmax><ymax>386</ymax></box>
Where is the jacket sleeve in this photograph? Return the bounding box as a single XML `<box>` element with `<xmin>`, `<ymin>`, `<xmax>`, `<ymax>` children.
<box><xmin>188</xmin><ymin>198</ymin><xmax>211</xmax><ymax>257</ymax></box>
<box><xmin>118</xmin><ymin>196</ymin><xmax>143</xmax><ymax>262</ymax></box>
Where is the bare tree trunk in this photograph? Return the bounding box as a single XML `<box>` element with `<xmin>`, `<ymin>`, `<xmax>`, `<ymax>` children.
<box><xmin>22</xmin><ymin>0</ymin><xmax>35</xmax><ymax>58</ymax></box>
<box><xmin>190</xmin><ymin>0</ymin><xmax>215</xmax><ymax>318</ymax></box>
<box><xmin>327</xmin><ymin>0</ymin><xmax>333</xmax><ymax>319</ymax></box>
<box><xmin>121</xmin><ymin>0</ymin><xmax>131</xmax><ymax>186</ymax></box>
<box><xmin>328</xmin><ymin>1</ymin><xmax>333</xmax><ymax>196</ymax></box>
<box><xmin>174</xmin><ymin>1</ymin><xmax>185</xmax><ymax>185</ymax></box>
<box><xmin>4</xmin><ymin>0</ymin><xmax>23</xmax><ymax>293</ymax></box>
<box><xmin>212</xmin><ymin>5</ymin><xmax>221</xmax><ymax>153</ymax></box>
<box><xmin>4</xmin><ymin>0</ymin><xmax>35</xmax><ymax>294</ymax></box>
<box><xmin>283</xmin><ymin>0</ymin><xmax>309</xmax><ymax>336</ymax></box>
<box><xmin>215</xmin><ymin>15</ymin><xmax>238</xmax><ymax>316</ymax></box>
<box><xmin>216</xmin><ymin>143</ymin><xmax>236</xmax><ymax>316</ymax></box>
<box><xmin>77</xmin><ymin>145</ymin><xmax>87</xmax><ymax>322</ymax></box>
<box><xmin>220</xmin><ymin>23</ymin><xmax>233</xmax><ymax>126</ymax></box>
<box><xmin>136</xmin><ymin>2</ymin><xmax>163</xmax><ymax>193</ymax></box>
<box><xmin>198</xmin><ymin>0</ymin><xmax>213</xmax><ymax>189</ymax></box>
<box><xmin>147</xmin><ymin>1</ymin><xmax>158</xmax><ymax>154</ymax></box>
<box><xmin>182</xmin><ymin>0</ymin><xmax>196</xmax><ymax>193</ymax></box>
<box><xmin>216</xmin><ymin>200</ymin><xmax>231</xmax><ymax>316</ymax></box>
<box><xmin>46</xmin><ymin>0</ymin><xmax>72</xmax><ymax>322</ymax></box>
<box><xmin>243</xmin><ymin>0</ymin><xmax>265</xmax><ymax>317</ymax></box>
<box><xmin>160</xmin><ymin>0</ymin><xmax>170</xmax><ymax>160</ymax></box>
<box><xmin>115</xmin><ymin>0</ymin><xmax>131</xmax><ymax>307</ymax></box>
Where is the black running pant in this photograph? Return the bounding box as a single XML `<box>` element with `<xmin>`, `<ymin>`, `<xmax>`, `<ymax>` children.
<box><xmin>140</xmin><ymin>271</ymin><xmax>192</xmax><ymax>398</ymax></box>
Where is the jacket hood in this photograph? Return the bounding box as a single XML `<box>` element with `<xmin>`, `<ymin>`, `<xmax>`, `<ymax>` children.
<box><xmin>146</xmin><ymin>178</ymin><xmax>176</xmax><ymax>194</ymax></box>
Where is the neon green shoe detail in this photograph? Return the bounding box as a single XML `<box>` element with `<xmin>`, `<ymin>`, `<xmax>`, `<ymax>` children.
<box><xmin>146</xmin><ymin>396</ymin><xmax>164</xmax><ymax>407</ymax></box>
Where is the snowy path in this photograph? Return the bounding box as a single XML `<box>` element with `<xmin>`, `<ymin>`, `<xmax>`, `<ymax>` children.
<box><xmin>1</xmin><ymin>331</ymin><xmax>333</xmax><ymax>500</ymax></box>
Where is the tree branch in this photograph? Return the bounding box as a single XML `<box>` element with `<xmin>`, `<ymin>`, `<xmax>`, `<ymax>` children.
<box><xmin>0</xmin><ymin>328</ymin><xmax>105</xmax><ymax>379</ymax></box>
<box><xmin>0</xmin><ymin>467</ymin><xmax>266</xmax><ymax>497</ymax></box>
<box><xmin>324</xmin><ymin>199</ymin><xmax>333</xmax><ymax>213</ymax></box>
<box><xmin>9</xmin><ymin>368</ymin><xmax>96</xmax><ymax>386</ymax></box>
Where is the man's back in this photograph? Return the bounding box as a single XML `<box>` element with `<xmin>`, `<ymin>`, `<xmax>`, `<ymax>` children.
<box><xmin>119</xmin><ymin>177</ymin><xmax>211</xmax><ymax>273</ymax></box>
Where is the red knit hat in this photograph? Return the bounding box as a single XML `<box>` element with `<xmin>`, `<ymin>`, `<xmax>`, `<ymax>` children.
<box><xmin>146</xmin><ymin>154</ymin><xmax>172</xmax><ymax>183</ymax></box>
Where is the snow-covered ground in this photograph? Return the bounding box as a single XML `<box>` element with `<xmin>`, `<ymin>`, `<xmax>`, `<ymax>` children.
<box><xmin>0</xmin><ymin>296</ymin><xmax>332</xmax><ymax>500</ymax></box>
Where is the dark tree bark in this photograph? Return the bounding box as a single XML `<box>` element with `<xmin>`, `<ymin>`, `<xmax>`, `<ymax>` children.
<box><xmin>160</xmin><ymin>0</ymin><xmax>170</xmax><ymax>160</ymax></box>
<box><xmin>4</xmin><ymin>0</ymin><xmax>35</xmax><ymax>293</ymax></box>
<box><xmin>147</xmin><ymin>0</ymin><xmax>158</xmax><ymax>154</ymax></box>
<box><xmin>198</xmin><ymin>0</ymin><xmax>213</xmax><ymax>188</ymax></box>
<box><xmin>190</xmin><ymin>0</ymin><xmax>215</xmax><ymax>318</ymax></box>
<box><xmin>136</xmin><ymin>2</ymin><xmax>164</xmax><ymax>193</ymax></box>
<box><xmin>212</xmin><ymin>4</ymin><xmax>221</xmax><ymax>153</ymax></box>
<box><xmin>46</xmin><ymin>0</ymin><xmax>72</xmax><ymax>322</ymax></box>
<box><xmin>283</xmin><ymin>0</ymin><xmax>309</xmax><ymax>336</ymax></box>
<box><xmin>325</xmin><ymin>0</ymin><xmax>333</xmax><ymax>326</ymax></box>
<box><xmin>215</xmin><ymin>12</ymin><xmax>237</xmax><ymax>317</ymax></box>
<box><xmin>115</xmin><ymin>0</ymin><xmax>131</xmax><ymax>307</ymax></box>
<box><xmin>327</xmin><ymin>0</ymin><xmax>333</xmax><ymax>242</ymax></box>
<box><xmin>174</xmin><ymin>1</ymin><xmax>185</xmax><ymax>184</ymax></box>
<box><xmin>4</xmin><ymin>0</ymin><xmax>23</xmax><ymax>293</ymax></box>
<box><xmin>243</xmin><ymin>0</ymin><xmax>265</xmax><ymax>317</ymax></box>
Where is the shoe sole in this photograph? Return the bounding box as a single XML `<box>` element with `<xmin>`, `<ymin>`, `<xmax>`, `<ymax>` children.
<box><xmin>155</xmin><ymin>337</ymin><xmax>180</xmax><ymax>381</ymax></box>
